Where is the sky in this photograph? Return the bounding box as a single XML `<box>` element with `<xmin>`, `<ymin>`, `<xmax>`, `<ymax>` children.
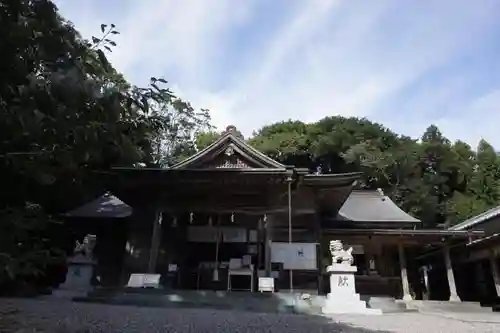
<box><xmin>54</xmin><ymin>0</ymin><xmax>500</xmax><ymax>148</ymax></box>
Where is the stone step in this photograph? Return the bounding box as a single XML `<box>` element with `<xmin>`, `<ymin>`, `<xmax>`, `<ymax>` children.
<box><xmin>362</xmin><ymin>296</ymin><xmax>410</xmax><ymax>313</ymax></box>
<box><xmin>74</xmin><ymin>290</ymin><xmax>327</xmax><ymax>315</ymax></box>
<box><xmin>401</xmin><ymin>300</ymin><xmax>493</xmax><ymax>313</ymax></box>
<box><xmin>78</xmin><ymin>288</ymin><xmax>424</xmax><ymax>315</ymax></box>
<box><xmin>322</xmin><ymin>300</ymin><xmax>382</xmax><ymax>315</ymax></box>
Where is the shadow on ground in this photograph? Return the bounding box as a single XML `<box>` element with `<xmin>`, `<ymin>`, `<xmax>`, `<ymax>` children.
<box><xmin>0</xmin><ymin>297</ymin><xmax>390</xmax><ymax>333</ymax></box>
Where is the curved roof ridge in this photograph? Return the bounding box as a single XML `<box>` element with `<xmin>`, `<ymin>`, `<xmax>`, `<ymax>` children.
<box><xmin>169</xmin><ymin>129</ymin><xmax>231</xmax><ymax>169</ymax></box>
<box><xmin>229</xmin><ymin>131</ymin><xmax>286</xmax><ymax>169</ymax></box>
<box><xmin>169</xmin><ymin>125</ymin><xmax>285</xmax><ymax>169</ymax></box>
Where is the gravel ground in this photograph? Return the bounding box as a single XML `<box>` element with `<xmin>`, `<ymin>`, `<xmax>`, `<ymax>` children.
<box><xmin>1</xmin><ymin>298</ymin><xmax>500</xmax><ymax>333</ymax></box>
<box><xmin>0</xmin><ymin>298</ymin><xmax>378</xmax><ymax>333</ymax></box>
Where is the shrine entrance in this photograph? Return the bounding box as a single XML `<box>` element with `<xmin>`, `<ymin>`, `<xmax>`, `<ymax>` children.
<box><xmin>106</xmin><ymin>126</ymin><xmax>358</xmax><ymax>293</ymax></box>
<box><xmin>168</xmin><ymin>213</ymin><xmax>266</xmax><ymax>291</ymax></box>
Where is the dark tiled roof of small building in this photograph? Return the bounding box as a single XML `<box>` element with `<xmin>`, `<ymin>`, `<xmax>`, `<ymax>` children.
<box><xmin>338</xmin><ymin>190</ymin><xmax>420</xmax><ymax>223</ymax></box>
<box><xmin>64</xmin><ymin>193</ymin><xmax>132</xmax><ymax>218</ymax></box>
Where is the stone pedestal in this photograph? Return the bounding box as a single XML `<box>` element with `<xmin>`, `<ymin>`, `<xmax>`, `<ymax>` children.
<box><xmin>55</xmin><ymin>255</ymin><xmax>96</xmax><ymax>298</ymax></box>
<box><xmin>322</xmin><ymin>264</ymin><xmax>382</xmax><ymax>315</ymax></box>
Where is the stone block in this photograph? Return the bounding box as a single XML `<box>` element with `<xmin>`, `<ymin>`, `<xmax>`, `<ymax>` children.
<box><xmin>321</xmin><ymin>265</ymin><xmax>382</xmax><ymax>315</ymax></box>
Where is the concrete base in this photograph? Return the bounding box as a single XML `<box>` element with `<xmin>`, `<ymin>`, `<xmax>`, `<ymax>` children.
<box><xmin>322</xmin><ymin>292</ymin><xmax>382</xmax><ymax>315</ymax></box>
<box><xmin>58</xmin><ymin>255</ymin><xmax>96</xmax><ymax>294</ymax></box>
<box><xmin>321</xmin><ymin>264</ymin><xmax>382</xmax><ymax>315</ymax></box>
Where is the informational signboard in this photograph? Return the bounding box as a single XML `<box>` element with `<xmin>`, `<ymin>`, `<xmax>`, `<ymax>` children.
<box><xmin>258</xmin><ymin>277</ymin><xmax>275</xmax><ymax>292</ymax></box>
<box><xmin>126</xmin><ymin>274</ymin><xmax>161</xmax><ymax>288</ymax></box>
<box><xmin>187</xmin><ymin>226</ymin><xmax>247</xmax><ymax>243</ymax></box>
<box><xmin>270</xmin><ymin>242</ymin><xmax>318</xmax><ymax>270</ymax></box>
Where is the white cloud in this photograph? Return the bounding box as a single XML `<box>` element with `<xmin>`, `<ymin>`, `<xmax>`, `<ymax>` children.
<box><xmin>56</xmin><ymin>0</ymin><xmax>253</xmax><ymax>84</ymax></box>
<box><xmin>435</xmin><ymin>90</ymin><xmax>500</xmax><ymax>149</ymax></box>
<box><xmin>54</xmin><ymin>0</ymin><xmax>500</xmax><ymax>147</ymax></box>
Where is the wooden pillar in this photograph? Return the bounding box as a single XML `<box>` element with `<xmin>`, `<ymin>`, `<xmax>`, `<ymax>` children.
<box><xmin>264</xmin><ymin>215</ymin><xmax>273</xmax><ymax>276</ymax></box>
<box><xmin>287</xmin><ymin>177</ymin><xmax>293</xmax><ymax>292</ymax></box>
<box><xmin>489</xmin><ymin>252</ymin><xmax>500</xmax><ymax>297</ymax></box>
<box><xmin>443</xmin><ymin>246</ymin><xmax>461</xmax><ymax>302</ymax></box>
<box><xmin>256</xmin><ymin>218</ymin><xmax>263</xmax><ymax>273</ymax></box>
<box><xmin>476</xmin><ymin>260</ymin><xmax>487</xmax><ymax>299</ymax></box>
<box><xmin>421</xmin><ymin>266</ymin><xmax>430</xmax><ymax>300</ymax></box>
<box><xmin>398</xmin><ymin>243</ymin><xmax>413</xmax><ymax>301</ymax></box>
<box><xmin>315</xmin><ymin>213</ymin><xmax>323</xmax><ymax>294</ymax></box>
<box><xmin>147</xmin><ymin>210</ymin><xmax>162</xmax><ymax>273</ymax></box>
<box><xmin>364</xmin><ymin>253</ymin><xmax>372</xmax><ymax>275</ymax></box>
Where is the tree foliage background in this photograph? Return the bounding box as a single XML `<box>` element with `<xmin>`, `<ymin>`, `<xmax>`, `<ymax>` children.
<box><xmin>1</xmin><ymin>0</ymin><xmax>499</xmax><ymax>292</ymax></box>
<box><xmin>196</xmin><ymin>118</ymin><xmax>500</xmax><ymax>229</ymax></box>
<box><xmin>250</xmin><ymin>120</ymin><xmax>500</xmax><ymax>228</ymax></box>
<box><xmin>0</xmin><ymin>0</ymin><xmax>210</xmax><ymax>291</ymax></box>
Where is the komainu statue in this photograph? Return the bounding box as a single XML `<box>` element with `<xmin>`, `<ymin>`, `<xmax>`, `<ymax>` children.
<box><xmin>329</xmin><ymin>240</ymin><xmax>354</xmax><ymax>265</ymax></box>
<box><xmin>73</xmin><ymin>234</ymin><xmax>97</xmax><ymax>260</ymax></box>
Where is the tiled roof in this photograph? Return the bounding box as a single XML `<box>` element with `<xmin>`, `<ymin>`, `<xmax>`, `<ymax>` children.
<box><xmin>63</xmin><ymin>193</ymin><xmax>132</xmax><ymax>218</ymax></box>
<box><xmin>338</xmin><ymin>190</ymin><xmax>420</xmax><ymax>223</ymax></box>
<box><xmin>449</xmin><ymin>205</ymin><xmax>500</xmax><ymax>231</ymax></box>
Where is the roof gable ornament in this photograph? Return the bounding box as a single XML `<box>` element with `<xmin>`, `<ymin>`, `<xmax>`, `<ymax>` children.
<box><xmin>376</xmin><ymin>188</ymin><xmax>386</xmax><ymax>200</ymax></box>
<box><xmin>224</xmin><ymin>144</ymin><xmax>235</xmax><ymax>157</ymax></box>
<box><xmin>224</xmin><ymin>125</ymin><xmax>237</xmax><ymax>134</ymax></box>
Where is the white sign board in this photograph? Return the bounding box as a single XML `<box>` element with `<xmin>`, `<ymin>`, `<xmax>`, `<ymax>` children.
<box><xmin>271</xmin><ymin>242</ymin><xmax>317</xmax><ymax>270</ymax></box>
<box><xmin>127</xmin><ymin>274</ymin><xmax>161</xmax><ymax>288</ymax></box>
<box><xmin>258</xmin><ymin>277</ymin><xmax>275</xmax><ymax>292</ymax></box>
<box><xmin>127</xmin><ymin>274</ymin><xmax>145</xmax><ymax>288</ymax></box>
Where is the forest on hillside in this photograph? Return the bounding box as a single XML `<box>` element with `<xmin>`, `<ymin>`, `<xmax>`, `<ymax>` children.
<box><xmin>1</xmin><ymin>0</ymin><xmax>499</xmax><ymax>291</ymax></box>
<box><xmin>195</xmin><ymin>119</ymin><xmax>500</xmax><ymax>229</ymax></box>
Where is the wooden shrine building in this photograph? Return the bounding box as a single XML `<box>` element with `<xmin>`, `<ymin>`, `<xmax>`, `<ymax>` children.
<box><xmin>71</xmin><ymin>125</ymin><xmax>484</xmax><ymax>301</ymax></box>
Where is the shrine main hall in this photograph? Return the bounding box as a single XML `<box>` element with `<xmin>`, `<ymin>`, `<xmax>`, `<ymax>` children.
<box><xmin>68</xmin><ymin>125</ymin><xmax>483</xmax><ymax>302</ymax></box>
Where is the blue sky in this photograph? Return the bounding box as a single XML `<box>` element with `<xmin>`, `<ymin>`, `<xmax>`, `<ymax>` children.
<box><xmin>55</xmin><ymin>0</ymin><xmax>500</xmax><ymax>148</ymax></box>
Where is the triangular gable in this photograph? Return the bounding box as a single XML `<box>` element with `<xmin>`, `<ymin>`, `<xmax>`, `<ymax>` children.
<box><xmin>170</xmin><ymin>125</ymin><xmax>286</xmax><ymax>169</ymax></box>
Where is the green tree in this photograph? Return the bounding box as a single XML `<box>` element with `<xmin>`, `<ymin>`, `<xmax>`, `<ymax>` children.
<box><xmin>470</xmin><ymin>139</ymin><xmax>500</xmax><ymax>204</ymax></box>
<box><xmin>149</xmin><ymin>93</ymin><xmax>212</xmax><ymax>167</ymax></box>
<box><xmin>195</xmin><ymin>131</ymin><xmax>221</xmax><ymax>151</ymax></box>
<box><xmin>446</xmin><ymin>139</ymin><xmax>500</xmax><ymax>225</ymax></box>
<box><xmin>0</xmin><ymin>0</ymin><xmax>208</xmax><ymax>289</ymax></box>
<box><xmin>408</xmin><ymin>125</ymin><xmax>466</xmax><ymax>227</ymax></box>
<box><xmin>250</xmin><ymin>120</ymin><xmax>313</xmax><ymax>167</ymax></box>
<box><xmin>249</xmin><ymin>118</ymin><xmax>500</xmax><ymax>228</ymax></box>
